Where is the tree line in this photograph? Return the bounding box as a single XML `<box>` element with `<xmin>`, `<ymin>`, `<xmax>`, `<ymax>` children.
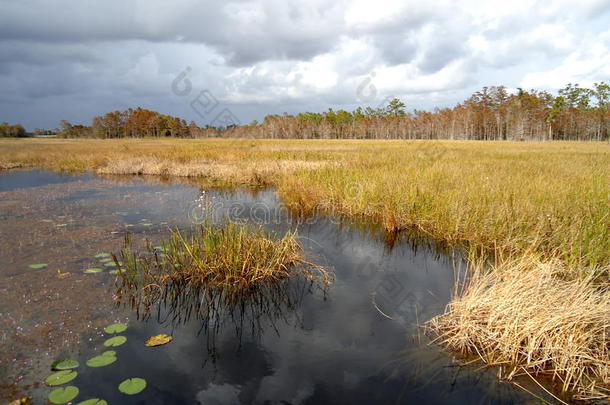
<box><xmin>52</xmin><ymin>82</ymin><xmax>610</xmax><ymax>141</ymax></box>
<box><xmin>0</xmin><ymin>122</ymin><xmax>27</xmax><ymax>137</ymax></box>
<box><xmin>58</xmin><ymin>108</ymin><xmax>191</xmax><ymax>138</ymax></box>
<box><xmin>212</xmin><ymin>83</ymin><xmax>610</xmax><ymax>141</ymax></box>
<box><xmin>1</xmin><ymin>122</ymin><xmax>57</xmax><ymax>137</ymax></box>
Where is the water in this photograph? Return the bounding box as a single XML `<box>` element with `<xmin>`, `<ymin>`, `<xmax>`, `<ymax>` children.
<box><xmin>0</xmin><ymin>169</ymin><xmax>93</xmax><ymax>192</ymax></box>
<box><xmin>0</xmin><ymin>170</ymin><xmax>541</xmax><ymax>404</ymax></box>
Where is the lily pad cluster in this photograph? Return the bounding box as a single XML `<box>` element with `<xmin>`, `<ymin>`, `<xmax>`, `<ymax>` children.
<box><xmin>43</xmin><ymin>321</ymin><xmax>148</xmax><ymax>403</ymax></box>
<box><xmin>84</xmin><ymin>253</ymin><xmax>123</xmax><ymax>275</ymax></box>
<box><xmin>44</xmin><ymin>362</ymin><xmax>80</xmax><ymax>404</ymax></box>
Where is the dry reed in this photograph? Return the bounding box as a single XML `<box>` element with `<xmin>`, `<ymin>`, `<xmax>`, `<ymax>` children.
<box><xmin>427</xmin><ymin>257</ymin><xmax>610</xmax><ymax>401</ymax></box>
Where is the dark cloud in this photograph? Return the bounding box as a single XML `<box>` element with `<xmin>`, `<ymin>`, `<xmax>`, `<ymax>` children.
<box><xmin>0</xmin><ymin>0</ymin><xmax>608</xmax><ymax>130</ymax></box>
<box><xmin>372</xmin><ymin>32</ymin><xmax>418</xmax><ymax>66</ymax></box>
<box><xmin>0</xmin><ymin>41</ymin><xmax>100</xmax><ymax>66</ymax></box>
<box><xmin>0</xmin><ymin>0</ymin><xmax>343</xmax><ymax>66</ymax></box>
<box><xmin>418</xmin><ymin>40</ymin><xmax>466</xmax><ymax>74</ymax></box>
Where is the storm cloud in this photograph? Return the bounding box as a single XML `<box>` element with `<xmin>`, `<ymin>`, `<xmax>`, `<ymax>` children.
<box><xmin>1</xmin><ymin>0</ymin><xmax>609</xmax><ymax>129</ymax></box>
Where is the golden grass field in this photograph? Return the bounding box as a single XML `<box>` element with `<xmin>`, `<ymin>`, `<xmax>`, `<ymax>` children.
<box><xmin>1</xmin><ymin>138</ymin><xmax>607</xmax><ymax>267</ymax></box>
<box><xmin>1</xmin><ymin>137</ymin><xmax>609</xmax><ymax>400</ymax></box>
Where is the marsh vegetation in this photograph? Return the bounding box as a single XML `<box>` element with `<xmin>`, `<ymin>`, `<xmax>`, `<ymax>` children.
<box><xmin>428</xmin><ymin>256</ymin><xmax>610</xmax><ymax>401</ymax></box>
<box><xmin>115</xmin><ymin>222</ymin><xmax>331</xmax><ymax>322</ymax></box>
<box><xmin>1</xmin><ymin>139</ymin><xmax>606</xmax><ymax>268</ymax></box>
<box><xmin>1</xmin><ymin>138</ymin><xmax>608</xmax><ymax>402</ymax></box>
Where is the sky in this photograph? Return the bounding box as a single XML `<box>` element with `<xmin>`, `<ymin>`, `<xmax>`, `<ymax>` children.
<box><xmin>1</xmin><ymin>0</ymin><xmax>610</xmax><ymax>130</ymax></box>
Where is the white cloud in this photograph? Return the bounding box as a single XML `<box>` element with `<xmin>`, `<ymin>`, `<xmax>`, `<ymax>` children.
<box><xmin>521</xmin><ymin>46</ymin><xmax>610</xmax><ymax>89</ymax></box>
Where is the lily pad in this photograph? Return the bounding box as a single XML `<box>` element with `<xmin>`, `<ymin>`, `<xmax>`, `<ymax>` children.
<box><xmin>103</xmin><ymin>262</ymin><xmax>117</xmax><ymax>267</ymax></box>
<box><xmin>94</xmin><ymin>253</ymin><xmax>111</xmax><ymax>258</ymax></box>
<box><xmin>145</xmin><ymin>334</ymin><xmax>173</xmax><ymax>347</ymax></box>
<box><xmin>118</xmin><ymin>378</ymin><xmax>147</xmax><ymax>395</ymax></box>
<box><xmin>48</xmin><ymin>386</ymin><xmax>79</xmax><ymax>404</ymax></box>
<box><xmin>83</xmin><ymin>268</ymin><xmax>103</xmax><ymax>274</ymax></box>
<box><xmin>104</xmin><ymin>322</ymin><xmax>127</xmax><ymax>333</ymax></box>
<box><xmin>103</xmin><ymin>336</ymin><xmax>127</xmax><ymax>347</ymax></box>
<box><xmin>28</xmin><ymin>263</ymin><xmax>47</xmax><ymax>269</ymax></box>
<box><xmin>76</xmin><ymin>399</ymin><xmax>107</xmax><ymax>405</ymax></box>
<box><xmin>51</xmin><ymin>359</ymin><xmax>79</xmax><ymax>370</ymax></box>
<box><xmin>109</xmin><ymin>269</ymin><xmax>126</xmax><ymax>275</ymax></box>
<box><xmin>99</xmin><ymin>257</ymin><xmax>112</xmax><ymax>263</ymax></box>
<box><xmin>86</xmin><ymin>351</ymin><xmax>117</xmax><ymax>367</ymax></box>
<box><xmin>45</xmin><ymin>370</ymin><xmax>78</xmax><ymax>386</ymax></box>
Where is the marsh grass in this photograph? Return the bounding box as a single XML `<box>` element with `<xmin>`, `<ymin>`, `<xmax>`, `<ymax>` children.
<box><xmin>427</xmin><ymin>257</ymin><xmax>610</xmax><ymax>402</ymax></box>
<box><xmin>114</xmin><ymin>221</ymin><xmax>331</xmax><ymax>321</ymax></box>
<box><xmin>3</xmin><ymin>138</ymin><xmax>609</xmax><ymax>400</ymax></box>
<box><xmin>2</xmin><ymin>139</ymin><xmax>606</xmax><ymax>268</ymax></box>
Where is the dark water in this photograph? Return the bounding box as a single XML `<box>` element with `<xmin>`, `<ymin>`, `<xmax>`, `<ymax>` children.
<box><xmin>0</xmin><ymin>170</ymin><xmax>542</xmax><ymax>404</ymax></box>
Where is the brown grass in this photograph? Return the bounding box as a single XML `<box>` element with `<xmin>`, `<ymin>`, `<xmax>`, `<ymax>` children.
<box><xmin>427</xmin><ymin>257</ymin><xmax>610</xmax><ymax>401</ymax></box>
<box><xmin>96</xmin><ymin>156</ymin><xmax>329</xmax><ymax>186</ymax></box>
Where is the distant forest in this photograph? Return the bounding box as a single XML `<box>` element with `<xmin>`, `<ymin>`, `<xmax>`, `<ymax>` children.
<box><xmin>0</xmin><ymin>122</ymin><xmax>27</xmax><ymax>137</ymax></box>
<box><xmin>6</xmin><ymin>83</ymin><xmax>610</xmax><ymax>141</ymax></box>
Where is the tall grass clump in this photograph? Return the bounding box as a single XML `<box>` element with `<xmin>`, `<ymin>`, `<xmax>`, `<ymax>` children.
<box><xmin>115</xmin><ymin>221</ymin><xmax>330</xmax><ymax>320</ymax></box>
<box><xmin>427</xmin><ymin>257</ymin><xmax>610</xmax><ymax>402</ymax></box>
